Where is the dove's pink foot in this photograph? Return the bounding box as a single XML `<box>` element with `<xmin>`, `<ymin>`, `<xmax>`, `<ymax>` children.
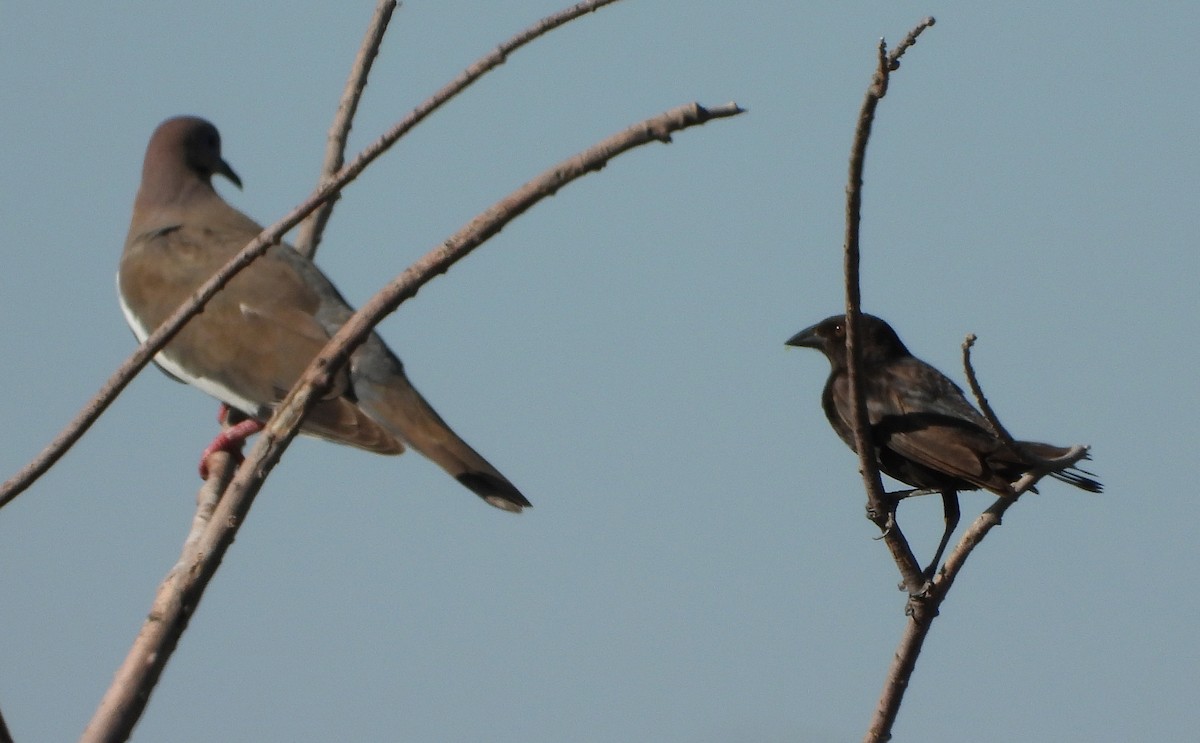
<box><xmin>199</xmin><ymin>418</ymin><xmax>263</xmax><ymax>480</ymax></box>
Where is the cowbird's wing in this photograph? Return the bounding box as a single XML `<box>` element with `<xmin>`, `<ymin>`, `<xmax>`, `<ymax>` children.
<box><xmin>869</xmin><ymin>357</ymin><xmax>1017</xmax><ymax>494</ymax></box>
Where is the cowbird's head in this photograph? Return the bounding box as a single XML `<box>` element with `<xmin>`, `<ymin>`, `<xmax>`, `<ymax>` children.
<box><xmin>786</xmin><ymin>313</ymin><xmax>910</xmax><ymax>369</ymax></box>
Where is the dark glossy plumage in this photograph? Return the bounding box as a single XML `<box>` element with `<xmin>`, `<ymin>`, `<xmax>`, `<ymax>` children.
<box><xmin>788</xmin><ymin>313</ymin><xmax>1100</xmax><ymax>576</ymax></box>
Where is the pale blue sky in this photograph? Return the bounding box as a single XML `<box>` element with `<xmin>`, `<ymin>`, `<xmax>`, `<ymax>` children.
<box><xmin>1</xmin><ymin>2</ymin><xmax>1196</xmax><ymax>741</ymax></box>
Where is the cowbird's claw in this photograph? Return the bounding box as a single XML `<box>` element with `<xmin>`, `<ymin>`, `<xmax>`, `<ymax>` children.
<box><xmin>873</xmin><ymin>510</ymin><xmax>897</xmax><ymax>540</ymax></box>
<box><xmin>898</xmin><ymin>577</ymin><xmax>935</xmax><ymax>596</ymax></box>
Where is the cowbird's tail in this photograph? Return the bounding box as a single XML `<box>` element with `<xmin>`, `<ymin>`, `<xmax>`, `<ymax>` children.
<box><xmin>1049</xmin><ymin>467</ymin><xmax>1103</xmax><ymax>493</ymax></box>
<box><xmin>1018</xmin><ymin>441</ymin><xmax>1103</xmax><ymax>493</ymax></box>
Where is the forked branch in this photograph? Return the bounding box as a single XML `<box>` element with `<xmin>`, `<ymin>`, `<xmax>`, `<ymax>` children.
<box><xmin>837</xmin><ymin>16</ymin><xmax>940</xmax><ymax>743</ymax></box>
<box><xmin>865</xmin><ymin>340</ymin><xmax>1092</xmax><ymax>741</ymax></box>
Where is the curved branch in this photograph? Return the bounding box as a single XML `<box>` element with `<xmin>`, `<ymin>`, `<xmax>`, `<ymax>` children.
<box><xmin>844</xmin><ymin>39</ymin><xmax>891</xmax><ymax>520</ymax></box>
<box><xmin>246</xmin><ymin>101</ymin><xmax>743</xmax><ymax>504</ymax></box>
<box><xmin>0</xmin><ymin>0</ymin><xmax>628</xmax><ymax>512</ymax></box>
<box><xmin>843</xmin><ymin>17</ymin><xmax>936</xmax><ymax>743</ymax></box>
<box><xmin>843</xmin><ymin>19</ymin><xmax>935</xmax><ymax>597</ymax></box>
<box><xmin>79</xmin><ymin>100</ymin><xmax>743</xmax><ymax>743</ymax></box>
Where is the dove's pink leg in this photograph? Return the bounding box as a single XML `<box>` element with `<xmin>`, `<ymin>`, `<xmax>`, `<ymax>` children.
<box><xmin>199</xmin><ymin>414</ymin><xmax>263</xmax><ymax>480</ymax></box>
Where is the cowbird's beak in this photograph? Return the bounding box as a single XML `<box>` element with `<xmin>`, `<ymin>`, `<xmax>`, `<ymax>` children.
<box><xmin>785</xmin><ymin>325</ymin><xmax>821</xmax><ymax>349</ymax></box>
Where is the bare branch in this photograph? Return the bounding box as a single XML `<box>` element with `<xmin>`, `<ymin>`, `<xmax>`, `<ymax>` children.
<box><xmin>886</xmin><ymin>16</ymin><xmax>936</xmax><ymax>69</ymax></box>
<box><xmin>843</xmin><ymin>20</ymin><xmax>937</xmax><ymax>596</ymax></box>
<box><xmin>0</xmin><ymin>0</ymin><xmax>629</xmax><ymax>512</ymax></box>
<box><xmin>866</xmin><ymin>602</ymin><xmax>933</xmax><ymax>743</ymax></box>
<box><xmin>232</xmin><ymin>104</ymin><xmax>745</xmax><ymax>518</ymax></box>
<box><xmin>844</xmin><ymin>17</ymin><xmax>936</xmax><ymax>743</ymax></box>
<box><xmin>293</xmin><ymin>0</ymin><xmax>629</xmax><ymax>263</ymax></box>
<box><xmin>248</xmin><ymin>101</ymin><xmax>743</xmax><ymax>482</ymax></box>
<box><xmin>960</xmin><ymin>333</ymin><xmax>1018</xmax><ymax>447</ymax></box>
<box><xmin>961</xmin><ymin>334</ymin><xmax>1091</xmax><ymax>477</ymax></box>
<box><xmin>939</xmin><ymin>444</ymin><xmax>1088</xmax><ymax>590</ymax></box>
<box><xmin>940</xmin><ymin>448</ymin><xmax>1086</xmax><ymax>619</ymax></box>
<box><xmin>844</xmin><ymin>36</ymin><xmax>892</xmax><ymax>525</ymax></box>
<box><xmin>79</xmin><ymin>101</ymin><xmax>743</xmax><ymax>743</ymax></box>
<box><xmin>80</xmin><ymin>462</ymin><xmax>230</xmax><ymax>743</ymax></box>
<box><xmin>294</xmin><ymin>0</ymin><xmax>399</xmax><ymax>260</ymax></box>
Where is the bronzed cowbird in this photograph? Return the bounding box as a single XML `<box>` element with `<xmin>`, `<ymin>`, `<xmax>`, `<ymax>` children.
<box><xmin>787</xmin><ymin>313</ymin><xmax>1100</xmax><ymax>577</ymax></box>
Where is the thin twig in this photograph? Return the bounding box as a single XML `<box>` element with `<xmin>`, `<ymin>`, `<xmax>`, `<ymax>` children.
<box><xmin>294</xmin><ymin>0</ymin><xmax>399</xmax><ymax>260</ymax></box>
<box><xmin>844</xmin><ymin>22</ymin><xmax>936</xmax><ymax>596</ymax></box>
<box><xmin>0</xmin><ymin>0</ymin><xmax>628</xmax><ymax>513</ymax></box>
<box><xmin>960</xmin><ymin>333</ymin><xmax>1018</xmax><ymax>447</ymax></box>
<box><xmin>962</xmin><ymin>334</ymin><xmax>1088</xmax><ymax>474</ymax></box>
<box><xmin>886</xmin><ymin>16</ymin><xmax>936</xmax><ymax>69</ymax></box>
<box><xmin>79</xmin><ymin>101</ymin><xmax>743</xmax><ymax>743</ymax></box>
<box><xmin>844</xmin><ymin>38</ymin><xmax>892</xmax><ymax>520</ymax></box>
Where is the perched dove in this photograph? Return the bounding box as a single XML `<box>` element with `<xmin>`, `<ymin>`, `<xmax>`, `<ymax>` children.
<box><xmin>118</xmin><ymin>116</ymin><xmax>530</xmax><ymax>512</ymax></box>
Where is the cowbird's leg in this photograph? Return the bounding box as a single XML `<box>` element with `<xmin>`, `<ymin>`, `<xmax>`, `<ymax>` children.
<box><xmin>887</xmin><ymin>487</ymin><xmax>937</xmax><ymax>502</ymax></box>
<box><xmin>921</xmin><ymin>490</ymin><xmax>961</xmax><ymax>580</ymax></box>
<box><xmin>873</xmin><ymin>489</ymin><xmax>936</xmax><ymax>539</ymax></box>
